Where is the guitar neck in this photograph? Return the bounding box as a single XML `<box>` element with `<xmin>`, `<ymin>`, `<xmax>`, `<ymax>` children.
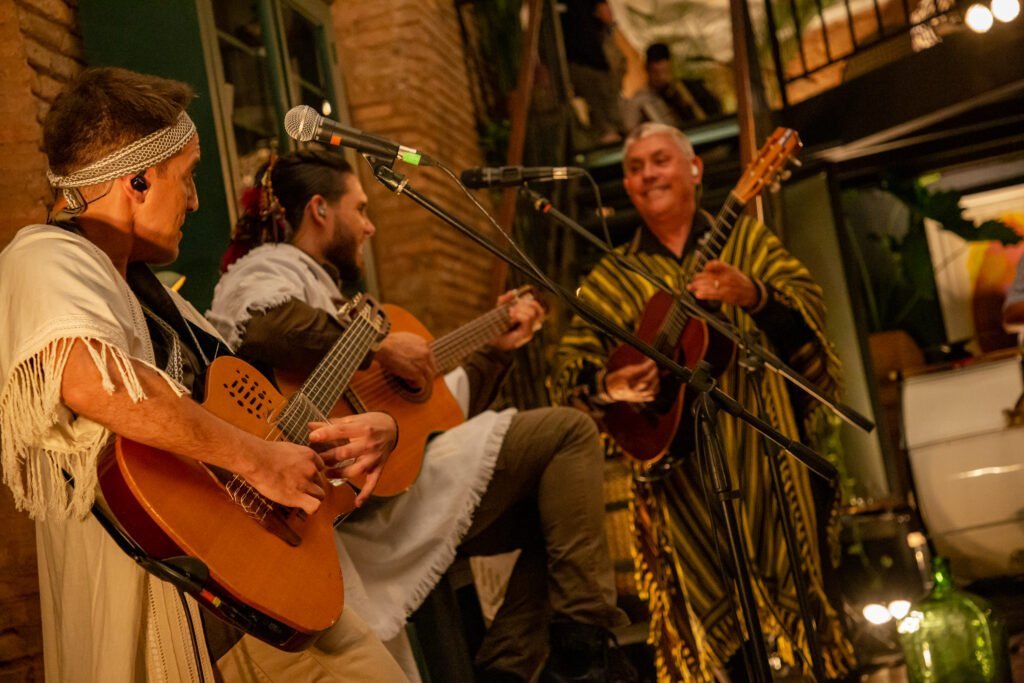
<box><xmin>688</xmin><ymin>192</ymin><xmax>745</xmax><ymax>278</ymax></box>
<box><xmin>277</xmin><ymin>315</ymin><xmax>378</xmax><ymax>443</ymax></box>
<box><xmin>659</xmin><ymin>193</ymin><xmax>746</xmax><ymax>344</ymax></box>
<box><xmin>431</xmin><ymin>303</ymin><xmax>513</xmax><ymax>375</ymax></box>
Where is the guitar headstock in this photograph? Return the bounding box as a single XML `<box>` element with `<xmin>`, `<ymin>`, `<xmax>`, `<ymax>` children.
<box><xmin>733</xmin><ymin>128</ymin><xmax>802</xmax><ymax>203</ymax></box>
<box><xmin>338</xmin><ymin>294</ymin><xmax>391</xmax><ymax>349</ymax></box>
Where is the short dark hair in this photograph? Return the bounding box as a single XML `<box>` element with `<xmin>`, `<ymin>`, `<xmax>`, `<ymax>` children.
<box><xmin>271</xmin><ymin>149</ymin><xmax>354</xmax><ymax>233</ymax></box>
<box><xmin>43</xmin><ymin>67</ymin><xmax>194</xmax><ymax>177</ymax></box>
<box><xmin>645</xmin><ymin>43</ymin><xmax>672</xmax><ymax>64</ymax></box>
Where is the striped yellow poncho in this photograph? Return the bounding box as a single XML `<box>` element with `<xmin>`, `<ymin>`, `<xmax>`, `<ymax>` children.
<box><xmin>549</xmin><ymin>215</ymin><xmax>856</xmax><ymax>681</ymax></box>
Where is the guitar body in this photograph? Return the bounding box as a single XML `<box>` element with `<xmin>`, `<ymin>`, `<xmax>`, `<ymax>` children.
<box><xmin>278</xmin><ymin>304</ymin><xmax>465</xmax><ymax>498</ymax></box>
<box><xmin>604</xmin><ymin>290</ymin><xmax>737</xmax><ymax>463</ymax></box>
<box><xmin>99</xmin><ymin>356</ymin><xmax>358</xmax><ymax>651</ymax></box>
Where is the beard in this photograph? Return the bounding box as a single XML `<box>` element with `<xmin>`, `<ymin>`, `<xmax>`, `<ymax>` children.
<box><xmin>324</xmin><ymin>228</ymin><xmax>363</xmax><ymax>284</ymax></box>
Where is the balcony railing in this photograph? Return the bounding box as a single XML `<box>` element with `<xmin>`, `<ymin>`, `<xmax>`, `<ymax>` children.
<box><xmin>760</xmin><ymin>0</ymin><xmax>961</xmax><ymax>105</ymax></box>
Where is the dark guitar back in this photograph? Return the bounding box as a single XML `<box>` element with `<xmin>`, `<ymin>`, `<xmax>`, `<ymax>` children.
<box><xmin>603</xmin><ymin>290</ymin><xmax>737</xmax><ymax>463</ymax></box>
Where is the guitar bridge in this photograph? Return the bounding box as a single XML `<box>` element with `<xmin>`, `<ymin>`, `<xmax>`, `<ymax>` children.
<box><xmin>221</xmin><ymin>472</ymin><xmax>303</xmax><ymax>547</ymax></box>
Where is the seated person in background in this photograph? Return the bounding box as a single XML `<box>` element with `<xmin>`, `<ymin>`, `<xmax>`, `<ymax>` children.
<box><xmin>207</xmin><ymin>149</ymin><xmax>631</xmax><ymax>683</ymax></box>
<box><xmin>622</xmin><ymin>42</ymin><xmax>723</xmax><ymax>132</ymax></box>
<box><xmin>1002</xmin><ymin>257</ymin><xmax>1024</xmax><ymax>332</ymax></box>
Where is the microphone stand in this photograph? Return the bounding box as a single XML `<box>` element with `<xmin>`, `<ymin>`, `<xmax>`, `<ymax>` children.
<box><xmin>369</xmin><ymin>160</ymin><xmax>850</xmax><ymax>683</ymax></box>
<box><xmin>740</xmin><ymin>331</ymin><xmax>828</xmax><ymax>683</ymax></box>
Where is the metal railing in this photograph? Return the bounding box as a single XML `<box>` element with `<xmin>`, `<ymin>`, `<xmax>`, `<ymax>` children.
<box><xmin>762</xmin><ymin>0</ymin><xmax>961</xmax><ymax>105</ymax></box>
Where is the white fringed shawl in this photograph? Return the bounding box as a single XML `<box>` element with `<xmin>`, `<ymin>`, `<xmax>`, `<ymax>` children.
<box><xmin>208</xmin><ymin>244</ymin><xmax>513</xmax><ymax>640</ymax></box>
<box><xmin>0</xmin><ymin>225</ymin><xmax>214</xmax><ymax>682</ymax></box>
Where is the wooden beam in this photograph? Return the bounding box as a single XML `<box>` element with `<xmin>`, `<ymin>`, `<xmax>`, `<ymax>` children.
<box><xmin>491</xmin><ymin>0</ymin><xmax>544</xmax><ymax>297</ymax></box>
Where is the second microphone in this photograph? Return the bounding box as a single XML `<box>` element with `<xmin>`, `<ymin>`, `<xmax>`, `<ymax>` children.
<box><xmin>460</xmin><ymin>166</ymin><xmax>584</xmax><ymax>189</ymax></box>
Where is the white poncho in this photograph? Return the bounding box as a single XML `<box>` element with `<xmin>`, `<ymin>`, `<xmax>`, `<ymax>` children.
<box><xmin>0</xmin><ymin>226</ymin><xmax>216</xmax><ymax>682</ymax></box>
<box><xmin>208</xmin><ymin>244</ymin><xmax>514</xmax><ymax>641</ymax></box>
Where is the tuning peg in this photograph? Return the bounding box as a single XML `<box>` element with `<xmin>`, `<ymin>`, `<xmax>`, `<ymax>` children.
<box><xmin>769</xmin><ymin>181</ymin><xmax>782</xmax><ymax>193</ymax></box>
<box><xmin>779</xmin><ymin>169</ymin><xmax>792</xmax><ymax>181</ymax></box>
<box><xmin>789</xmin><ymin>158</ymin><xmax>803</xmax><ymax>168</ymax></box>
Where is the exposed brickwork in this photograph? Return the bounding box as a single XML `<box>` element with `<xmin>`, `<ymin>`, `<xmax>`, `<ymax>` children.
<box><xmin>0</xmin><ymin>2</ymin><xmax>495</xmax><ymax>677</ymax></box>
<box><xmin>331</xmin><ymin>0</ymin><xmax>500</xmax><ymax>334</ymax></box>
<box><xmin>0</xmin><ymin>2</ymin><xmax>82</xmax><ymax>677</ymax></box>
<box><xmin>0</xmin><ymin>0</ymin><xmax>83</xmax><ymax>248</ymax></box>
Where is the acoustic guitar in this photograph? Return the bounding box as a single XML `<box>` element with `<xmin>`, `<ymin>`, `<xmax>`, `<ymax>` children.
<box><xmin>603</xmin><ymin>128</ymin><xmax>802</xmax><ymax>463</ymax></box>
<box><xmin>98</xmin><ymin>294</ymin><xmax>389</xmax><ymax>651</ymax></box>
<box><xmin>277</xmin><ymin>286</ymin><xmax>536</xmax><ymax>498</ymax></box>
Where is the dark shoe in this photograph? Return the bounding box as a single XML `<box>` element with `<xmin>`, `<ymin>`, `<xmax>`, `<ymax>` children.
<box><xmin>541</xmin><ymin>619</ymin><xmax>638</xmax><ymax>683</ymax></box>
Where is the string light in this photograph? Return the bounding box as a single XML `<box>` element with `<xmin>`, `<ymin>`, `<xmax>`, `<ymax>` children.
<box><xmin>965</xmin><ymin>3</ymin><xmax>995</xmax><ymax>31</ymax></box>
<box><xmin>991</xmin><ymin>0</ymin><xmax>1021</xmax><ymax>21</ymax></box>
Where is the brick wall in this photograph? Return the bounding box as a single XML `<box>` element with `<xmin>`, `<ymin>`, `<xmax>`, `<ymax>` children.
<box><xmin>0</xmin><ymin>0</ymin><xmax>83</xmax><ymax>248</ymax></box>
<box><xmin>330</xmin><ymin>0</ymin><xmax>500</xmax><ymax>334</ymax></box>
<box><xmin>0</xmin><ymin>1</ymin><xmax>82</xmax><ymax>678</ymax></box>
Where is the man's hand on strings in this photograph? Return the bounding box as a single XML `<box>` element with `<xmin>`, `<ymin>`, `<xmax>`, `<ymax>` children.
<box><xmin>242</xmin><ymin>439</ymin><xmax>329</xmax><ymax>515</ymax></box>
<box><xmin>601</xmin><ymin>358</ymin><xmax>660</xmax><ymax>403</ymax></box>
<box><xmin>308</xmin><ymin>412</ymin><xmax>398</xmax><ymax>506</ymax></box>
<box><xmin>688</xmin><ymin>259</ymin><xmax>758</xmax><ymax>308</ymax></box>
<box><xmin>375</xmin><ymin>331</ymin><xmax>437</xmax><ymax>390</ymax></box>
<box><xmin>492</xmin><ymin>290</ymin><xmax>546</xmax><ymax>351</ymax></box>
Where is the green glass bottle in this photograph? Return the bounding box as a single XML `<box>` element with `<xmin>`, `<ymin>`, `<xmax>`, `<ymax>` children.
<box><xmin>897</xmin><ymin>556</ymin><xmax>1012</xmax><ymax>682</ymax></box>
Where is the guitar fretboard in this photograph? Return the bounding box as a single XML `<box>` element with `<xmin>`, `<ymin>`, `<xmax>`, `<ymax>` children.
<box><xmin>431</xmin><ymin>302</ymin><xmax>516</xmax><ymax>374</ymax></box>
<box><xmin>275</xmin><ymin>312</ymin><xmax>379</xmax><ymax>443</ymax></box>
<box><xmin>659</xmin><ymin>192</ymin><xmax>745</xmax><ymax>347</ymax></box>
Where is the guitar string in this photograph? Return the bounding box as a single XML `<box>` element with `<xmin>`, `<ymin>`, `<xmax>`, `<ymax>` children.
<box><xmin>274</xmin><ymin>315</ymin><xmax>376</xmax><ymax>441</ymax></box>
<box><xmin>345</xmin><ymin>303</ymin><xmax>515</xmax><ymax>403</ymax></box>
<box><xmin>276</xmin><ymin>316</ymin><xmax>378</xmax><ymax>440</ymax></box>
<box><xmin>282</xmin><ymin>319</ymin><xmax>370</xmax><ymax>434</ymax></box>
<box><xmin>353</xmin><ymin>316</ymin><xmax>510</xmax><ymax>404</ymax></box>
<box><xmin>219</xmin><ymin>318</ymin><xmax>383</xmax><ymax>521</ymax></box>
<box><xmin>433</xmin><ymin>306</ymin><xmax>512</xmax><ymax>364</ymax></box>
<box><xmin>301</xmin><ymin>314</ymin><xmax>376</xmax><ymax>414</ymax></box>
<box><xmin>655</xmin><ymin>192</ymin><xmax>742</xmax><ymax>351</ymax></box>
<box><xmin>348</xmin><ymin>317</ymin><xmax>509</xmax><ymax>406</ymax></box>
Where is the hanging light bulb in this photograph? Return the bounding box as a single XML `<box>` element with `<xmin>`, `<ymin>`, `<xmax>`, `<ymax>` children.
<box><xmin>965</xmin><ymin>3</ymin><xmax>995</xmax><ymax>31</ymax></box>
<box><xmin>991</xmin><ymin>0</ymin><xmax>1021</xmax><ymax>21</ymax></box>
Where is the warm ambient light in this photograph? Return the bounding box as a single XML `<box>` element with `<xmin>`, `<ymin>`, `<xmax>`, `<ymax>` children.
<box><xmin>965</xmin><ymin>3</ymin><xmax>995</xmax><ymax>31</ymax></box>
<box><xmin>991</xmin><ymin>0</ymin><xmax>1021</xmax><ymax>21</ymax></box>
<box><xmin>888</xmin><ymin>599</ymin><xmax>912</xmax><ymax>620</ymax></box>
<box><xmin>863</xmin><ymin>603</ymin><xmax>893</xmax><ymax>625</ymax></box>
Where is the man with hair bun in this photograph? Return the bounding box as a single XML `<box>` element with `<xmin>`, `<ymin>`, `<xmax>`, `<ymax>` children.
<box><xmin>0</xmin><ymin>67</ymin><xmax>406</xmax><ymax>682</ymax></box>
<box><xmin>209</xmin><ymin>149</ymin><xmax>633</xmax><ymax>683</ymax></box>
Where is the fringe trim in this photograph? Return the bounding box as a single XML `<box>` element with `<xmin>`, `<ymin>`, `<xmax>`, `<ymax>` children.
<box><xmin>632</xmin><ymin>476</ymin><xmax>857</xmax><ymax>682</ymax></box>
<box><xmin>215</xmin><ymin>294</ymin><xmax>295</xmax><ymax>350</ymax></box>
<box><xmin>372</xmin><ymin>409</ymin><xmax>515</xmax><ymax>641</ymax></box>
<box><xmin>0</xmin><ymin>337</ymin><xmax>185</xmax><ymax>520</ymax></box>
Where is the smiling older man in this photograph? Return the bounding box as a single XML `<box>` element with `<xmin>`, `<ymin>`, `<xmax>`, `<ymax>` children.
<box><xmin>550</xmin><ymin>122</ymin><xmax>856</xmax><ymax>681</ymax></box>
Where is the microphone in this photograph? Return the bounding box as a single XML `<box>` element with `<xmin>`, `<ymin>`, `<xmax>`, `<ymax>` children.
<box><xmin>460</xmin><ymin>166</ymin><xmax>584</xmax><ymax>189</ymax></box>
<box><xmin>284</xmin><ymin>105</ymin><xmax>433</xmax><ymax>167</ymax></box>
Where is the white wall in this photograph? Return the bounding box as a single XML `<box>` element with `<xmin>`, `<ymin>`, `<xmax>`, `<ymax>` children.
<box><xmin>782</xmin><ymin>173</ymin><xmax>891</xmax><ymax>501</ymax></box>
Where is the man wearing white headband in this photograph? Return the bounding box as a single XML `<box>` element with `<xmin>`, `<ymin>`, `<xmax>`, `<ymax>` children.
<box><xmin>0</xmin><ymin>68</ymin><xmax>406</xmax><ymax>682</ymax></box>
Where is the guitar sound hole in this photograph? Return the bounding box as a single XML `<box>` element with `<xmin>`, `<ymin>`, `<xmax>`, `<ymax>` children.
<box><xmin>386</xmin><ymin>373</ymin><xmax>432</xmax><ymax>404</ymax></box>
